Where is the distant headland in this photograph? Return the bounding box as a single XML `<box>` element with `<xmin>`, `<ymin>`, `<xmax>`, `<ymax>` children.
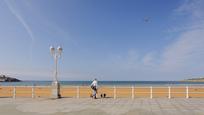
<box><xmin>182</xmin><ymin>77</ymin><xmax>204</xmax><ymax>82</ymax></box>
<box><xmin>0</xmin><ymin>74</ymin><xmax>21</xmax><ymax>82</ymax></box>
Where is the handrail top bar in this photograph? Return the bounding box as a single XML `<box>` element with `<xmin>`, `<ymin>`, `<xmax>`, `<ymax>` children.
<box><xmin>0</xmin><ymin>85</ymin><xmax>204</xmax><ymax>88</ymax></box>
<box><xmin>0</xmin><ymin>86</ymin><xmax>51</xmax><ymax>88</ymax></box>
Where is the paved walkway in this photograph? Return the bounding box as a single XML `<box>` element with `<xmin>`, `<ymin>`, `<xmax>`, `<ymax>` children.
<box><xmin>0</xmin><ymin>98</ymin><xmax>204</xmax><ymax>115</ymax></box>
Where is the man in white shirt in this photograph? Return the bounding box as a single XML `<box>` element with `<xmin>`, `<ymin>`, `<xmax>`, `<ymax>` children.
<box><xmin>90</xmin><ymin>78</ymin><xmax>98</xmax><ymax>99</ymax></box>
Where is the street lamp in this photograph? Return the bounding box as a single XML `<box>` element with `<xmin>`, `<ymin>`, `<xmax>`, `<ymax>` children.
<box><xmin>50</xmin><ymin>46</ymin><xmax>63</xmax><ymax>98</ymax></box>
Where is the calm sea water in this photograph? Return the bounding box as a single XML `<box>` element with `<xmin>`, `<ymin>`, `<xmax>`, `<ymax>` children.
<box><xmin>0</xmin><ymin>81</ymin><xmax>204</xmax><ymax>86</ymax></box>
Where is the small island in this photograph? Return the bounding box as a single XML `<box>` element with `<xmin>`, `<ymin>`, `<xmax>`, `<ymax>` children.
<box><xmin>0</xmin><ymin>74</ymin><xmax>21</xmax><ymax>82</ymax></box>
<box><xmin>182</xmin><ymin>77</ymin><xmax>204</xmax><ymax>82</ymax></box>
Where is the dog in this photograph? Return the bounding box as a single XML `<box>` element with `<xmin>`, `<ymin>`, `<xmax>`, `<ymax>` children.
<box><xmin>100</xmin><ymin>93</ymin><xmax>107</xmax><ymax>98</ymax></box>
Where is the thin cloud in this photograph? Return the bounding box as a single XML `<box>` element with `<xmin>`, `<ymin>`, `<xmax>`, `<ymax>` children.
<box><xmin>142</xmin><ymin>52</ymin><xmax>156</xmax><ymax>66</ymax></box>
<box><xmin>159</xmin><ymin>0</ymin><xmax>204</xmax><ymax>79</ymax></box>
<box><xmin>167</xmin><ymin>0</ymin><xmax>204</xmax><ymax>33</ymax></box>
<box><xmin>4</xmin><ymin>0</ymin><xmax>35</xmax><ymax>61</ymax></box>
<box><xmin>176</xmin><ymin>0</ymin><xmax>204</xmax><ymax>19</ymax></box>
<box><xmin>105</xmin><ymin>0</ymin><xmax>204</xmax><ymax>80</ymax></box>
<box><xmin>160</xmin><ymin>29</ymin><xmax>204</xmax><ymax>71</ymax></box>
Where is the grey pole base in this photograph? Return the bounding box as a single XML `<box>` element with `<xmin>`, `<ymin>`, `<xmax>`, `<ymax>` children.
<box><xmin>51</xmin><ymin>81</ymin><xmax>61</xmax><ymax>99</ymax></box>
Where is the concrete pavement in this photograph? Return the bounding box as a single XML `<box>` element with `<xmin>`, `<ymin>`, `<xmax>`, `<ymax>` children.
<box><xmin>0</xmin><ymin>98</ymin><xmax>204</xmax><ymax>115</ymax></box>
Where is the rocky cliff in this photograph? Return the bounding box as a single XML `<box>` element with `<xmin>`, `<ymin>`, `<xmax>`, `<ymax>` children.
<box><xmin>0</xmin><ymin>74</ymin><xmax>21</xmax><ymax>82</ymax></box>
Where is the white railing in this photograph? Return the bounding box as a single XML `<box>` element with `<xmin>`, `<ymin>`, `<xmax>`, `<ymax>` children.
<box><xmin>0</xmin><ymin>86</ymin><xmax>204</xmax><ymax>99</ymax></box>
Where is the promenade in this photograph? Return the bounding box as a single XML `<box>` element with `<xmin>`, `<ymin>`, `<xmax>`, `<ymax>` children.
<box><xmin>0</xmin><ymin>98</ymin><xmax>204</xmax><ymax>115</ymax></box>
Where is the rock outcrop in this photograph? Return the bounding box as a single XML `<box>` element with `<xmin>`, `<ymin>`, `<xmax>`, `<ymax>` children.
<box><xmin>0</xmin><ymin>74</ymin><xmax>21</xmax><ymax>82</ymax></box>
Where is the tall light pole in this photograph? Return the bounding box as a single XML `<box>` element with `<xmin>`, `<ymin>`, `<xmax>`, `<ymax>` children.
<box><xmin>50</xmin><ymin>46</ymin><xmax>62</xmax><ymax>98</ymax></box>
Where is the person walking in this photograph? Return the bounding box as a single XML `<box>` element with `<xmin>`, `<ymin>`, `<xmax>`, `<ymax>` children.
<box><xmin>90</xmin><ymin>78</ymin><xmax>98</xmax><ymax>99</ymax></box>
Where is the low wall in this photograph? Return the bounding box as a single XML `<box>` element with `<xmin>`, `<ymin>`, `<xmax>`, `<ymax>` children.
<box><xmin>0</xmin><ymin>86</ymin><xmax>204</xmax><ymax>98</ymax></box>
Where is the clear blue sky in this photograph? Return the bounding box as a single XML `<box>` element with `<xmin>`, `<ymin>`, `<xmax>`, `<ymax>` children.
<box><xmin>0</xmin><ymin>0</ymin><xmax>204</xmax><ymax>81</ymax></box>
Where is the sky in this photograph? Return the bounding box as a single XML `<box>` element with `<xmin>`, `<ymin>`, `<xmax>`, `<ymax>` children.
<box><xmin>0</xmin><ymin>0</ymin><xmax>204</xmax><ymax>81</ymax></box>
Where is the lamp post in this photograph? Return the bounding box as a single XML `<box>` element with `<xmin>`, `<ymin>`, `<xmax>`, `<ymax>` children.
<box><xmin>50</xmin><ymin>46</ymin><xmax>62</xmax><ymax>98</ymax></box>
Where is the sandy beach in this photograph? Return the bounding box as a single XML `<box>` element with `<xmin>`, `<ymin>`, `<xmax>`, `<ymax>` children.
<box><xmin>1</xmin><ymin>98</ymin><xmax>204</xmax><ymax>115</ymax></box>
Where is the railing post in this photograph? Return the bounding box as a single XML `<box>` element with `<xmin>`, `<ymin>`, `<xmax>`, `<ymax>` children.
<box><xmin>114</xmin><ymin>86</ymin><xmax>116</xmax><ymax>99</ymax></box>
<box><xmin>186</xmin><ymin>86</ymin><xmax>189</xmax><ymax>99</ymax></box>
<box><xmin>32</xmin><ymin>86</ymin><xmax>35</xmax><ymax>98</ymax></box>
<box><xmin>150</xmin><ymin>86</ymin><xmax>153</xmax><ymax>99</ymax></box>
<box><xmin>132</xmin><ymin>86</ymin><xmax>134</xmax><ymax>99</ymax></box>
<box><xmin>168</xmin><ymin>86</ymin><xmax>171</xmax><ymax>99</ymax></box>
<box><xmin>13</xmin><ymin>86</ymin><xmax>16</xmax><ymax>99</ymax></box>
<box><xmin>77</xmin><ymin>86</ymin><xmax>79</xmax><ymax>98</ymax></box>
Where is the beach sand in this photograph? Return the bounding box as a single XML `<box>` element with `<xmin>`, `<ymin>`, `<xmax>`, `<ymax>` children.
<box><xmin>0</xmin><ymin>98</ymin><xmax>204</xmax><ymax>115</ymax></box>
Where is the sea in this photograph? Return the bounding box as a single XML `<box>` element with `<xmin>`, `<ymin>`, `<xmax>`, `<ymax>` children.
<box><xmin>0</xmin><ymin>81</ymin><xmax>204</xmax><ymax>86</ymax></box>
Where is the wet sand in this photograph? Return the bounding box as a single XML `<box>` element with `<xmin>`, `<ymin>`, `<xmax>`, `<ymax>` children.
<box><xmin>0</xmin><ymin>98</ymin><xmax>204</xmax><ymax>115</ymax></box>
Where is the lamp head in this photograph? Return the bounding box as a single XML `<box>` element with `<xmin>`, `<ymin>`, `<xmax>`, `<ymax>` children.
<box><xmin>50</xmin><ymin>46</ymin><xmax>55</xmax><ymax>55</ymax></box>
<box><xmin>57</xmin><ymin>46</ymin><xmax>63</xmax><ymax>56</ymax></box>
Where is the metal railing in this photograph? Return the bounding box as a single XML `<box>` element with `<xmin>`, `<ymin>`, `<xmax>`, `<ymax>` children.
<box><xmin>0</xmin><ymin>86</ymin><xmax>204</xmax><ymax>99</ymax></box>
